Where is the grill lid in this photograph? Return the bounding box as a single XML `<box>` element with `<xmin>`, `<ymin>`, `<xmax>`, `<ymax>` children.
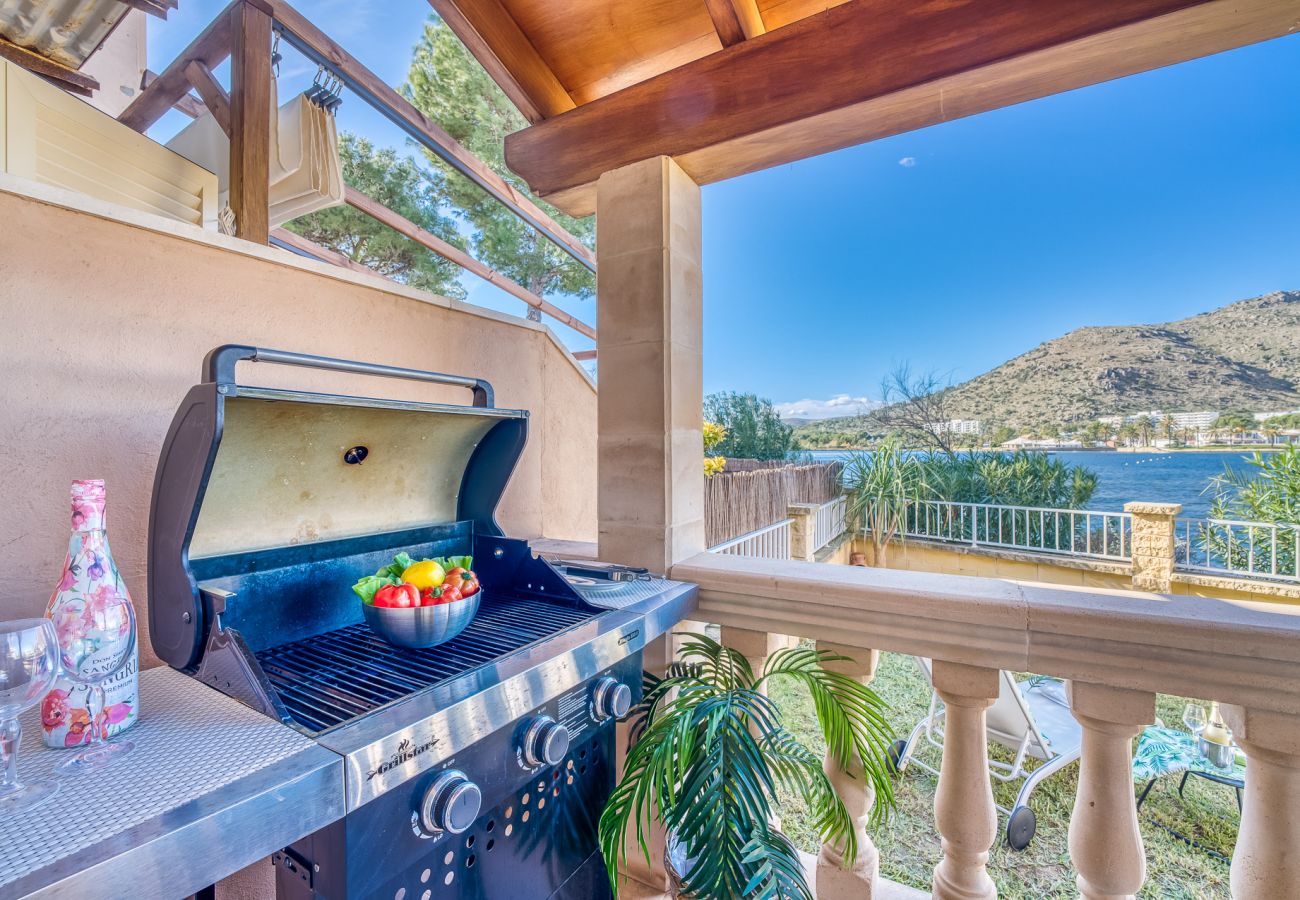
<box><xmin>148</xmin><ymin>346</ymin><xmax>527</xmax><ymax>669</ymax></box>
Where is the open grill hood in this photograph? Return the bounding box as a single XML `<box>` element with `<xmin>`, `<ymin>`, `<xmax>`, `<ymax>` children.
<box><xmin>147</xmin><ymin>345</ymin><xmax>528</xmax><ymax>672</ymax></box>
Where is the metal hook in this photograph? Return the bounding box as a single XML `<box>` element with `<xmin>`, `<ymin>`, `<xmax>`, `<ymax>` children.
<box><xmin>270</xmin><ymin>29</ymin><xmax>282</xmax><ymax>78</ymax></box>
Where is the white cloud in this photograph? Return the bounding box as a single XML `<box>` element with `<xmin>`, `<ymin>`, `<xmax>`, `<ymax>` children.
<box><xmin>775</xmin><ymin>395</ymin><xmax>877</xmax><ymax>420</ymax></box>
<box><xmin>898</xmin><ymin>156</ymin><xmax>917</xmax><ymax>168</ymax></box>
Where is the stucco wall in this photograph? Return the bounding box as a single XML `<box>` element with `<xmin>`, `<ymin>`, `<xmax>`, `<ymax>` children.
<box><xmin>0</xmin><ymin>180</ymin><xmax>597</xmax><ymax>668</ymax></box>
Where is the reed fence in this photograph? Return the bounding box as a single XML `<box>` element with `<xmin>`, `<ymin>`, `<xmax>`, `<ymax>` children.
<box><xmin>705</xmin><ymin>461</ymin><xmax>843</xmax><ymax>546</ymax></box>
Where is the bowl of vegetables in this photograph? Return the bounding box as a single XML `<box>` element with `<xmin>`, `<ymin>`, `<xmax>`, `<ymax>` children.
<box><xmin>353</xmin><ymin>552</ymin><xmax>481</xmax><ymax>649</ymax></box>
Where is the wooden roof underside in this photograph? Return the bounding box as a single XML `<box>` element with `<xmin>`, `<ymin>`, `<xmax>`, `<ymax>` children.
<box><xmin>431</xmin><ymin>0</ymin><xmax>1300</xmax><ymax>216</ymax></box>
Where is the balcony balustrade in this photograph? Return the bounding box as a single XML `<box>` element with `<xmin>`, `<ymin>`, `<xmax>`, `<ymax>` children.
<box><xmin>661</xmin><ymin>551</ymin><xmax>1300</xmax><ymax>899</ymax></box>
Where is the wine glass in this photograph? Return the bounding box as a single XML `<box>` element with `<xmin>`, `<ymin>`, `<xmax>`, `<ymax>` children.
<box><xmin>50</xmin><ymin>591</ymin><xmax>136</xmax><ymax>773</ymax></box>
<box><xmin>1183</xmin><ymin>703</ymin><xmax>1207</xmax><ymax>736</ymax></box>
<box><xmin>0</xmin><ymin>618</ymin><xmax>60</xmax><ymax>811</ymax></box>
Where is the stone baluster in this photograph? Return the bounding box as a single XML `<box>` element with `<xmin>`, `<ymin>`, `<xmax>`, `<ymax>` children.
<box><xmin>720</xmin><ymin>625</ymin><xmax>784</xmax><ymax>682</ymax></box>
<box><xmin>1067</xmin><ymin>681</ymin><xmax>1155</xmax><ymax>900</ymax></box>
<box><xmin>931</xmin><ymin>660</ymin><xmax>1000</xmax><ymax>900</ymax></box>
<box><xmin>1221</xmin><ymin>704</ymin><xmax>1300</xmax><ymax>898</ymax></box>
<box><xmin>815</xmin><ymin>641</ymin><xmax>882</xmax><ymax>899</ymax></box>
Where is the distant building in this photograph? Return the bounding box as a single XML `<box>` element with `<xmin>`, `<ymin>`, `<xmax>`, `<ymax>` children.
<box><xmin>937</xmin><ymin>419</ymin><xmax>982</xmax><ymax>435</ymax></box>
<box><xmin>1254</xmin><ymin>409</ymin><xmax>1300</xmax><ymax>422</ymax></box>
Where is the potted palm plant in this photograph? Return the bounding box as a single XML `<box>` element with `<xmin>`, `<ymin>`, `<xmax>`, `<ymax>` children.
<box><xmin>599</xmin><ymin>634</ymin><xmax>896</xmax><ymax>899</ymax></box>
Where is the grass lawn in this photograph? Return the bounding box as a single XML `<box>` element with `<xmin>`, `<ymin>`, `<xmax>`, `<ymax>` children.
<box><xmin>766</xmin><ymin>650</ymin><xmax>1238</xmax><ymax>898</ymax></box>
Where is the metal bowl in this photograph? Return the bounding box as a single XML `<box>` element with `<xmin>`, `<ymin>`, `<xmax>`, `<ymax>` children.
<box><xmin>1199</xmin><ymin>737</ymin><xmax>1234</xmax><ymax>769</ymax></box>
<box><xmin>362</xmin><ymin>592</ymin><xmax>481</xmax><ymax>649</ymax></box>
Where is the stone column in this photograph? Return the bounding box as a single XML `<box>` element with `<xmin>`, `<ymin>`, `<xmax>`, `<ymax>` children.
<box><xmin>1124</xmin><ymin>502</ymin><xmax>1181</xmax><ymax>593</ymax></box>
<box><xmin>815</xmin><ymin>641</ymin><xmax>882</xmax><ymax>899</ymax></box>
<box><xmin>1221</xmin><ymin>704</ymin><xmax>1300</xmax><ymax>898</ymax></box>
<box><xmin>595</xmin><ymin>156</ymin><xmax>705</xmax><ymax>575</ymax></box>
<box><xmin>597</xmin><ymin>157</ymin><xmax>703</xmax><ymax>897</ymax></box>
<box><xmin>931</xmin><ymin>660</ymin><xmax>999</xmax><ymax>900</ymax></box>
<box><xmin>1067</xmin><ymin>681</ymin><xmax>1156</xmax><ymax>900</ymax></box>
<box><xmin>788</xmin><ymin>503</ymin><xmax>818</xmax><ymax>562</ymax></box>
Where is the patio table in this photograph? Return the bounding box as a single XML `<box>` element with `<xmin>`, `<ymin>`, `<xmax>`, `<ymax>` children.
<box><xmin>0</xmin><ymin>666</ymin><xmax>343</xmax><ymax>900</ymax></box>
<box><xmin>1132</xmin><ymin>725</ymin><xmax>1246</xmax><ymax>811</ymax></box>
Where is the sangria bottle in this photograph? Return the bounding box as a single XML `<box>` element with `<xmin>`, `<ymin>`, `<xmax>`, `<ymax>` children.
<box><xmin>41</xmin><ymin>480</ymin><xmax>139</xmax><ymax>748</ymax></box>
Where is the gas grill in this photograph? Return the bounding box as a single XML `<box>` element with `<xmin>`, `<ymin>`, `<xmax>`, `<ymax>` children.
<box><xmin>147</xmin><ymin>346</ymin><xmax>697</xmax><ymax>899</ymax></box>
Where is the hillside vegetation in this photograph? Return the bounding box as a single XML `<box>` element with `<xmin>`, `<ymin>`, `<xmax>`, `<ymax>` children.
<box><xmin>795</xmin><ymin>290</ymin><xmax>1300</xmax><ymax>443</ymax></box>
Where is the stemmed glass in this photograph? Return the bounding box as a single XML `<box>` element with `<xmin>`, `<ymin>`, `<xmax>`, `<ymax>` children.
<box><xmin>50</xmin><ymin>592</ymin><xmax>136</xmax><ymax>773</ymax></box>
<box><xmin>1183</xmin><ymin>703</ymin><xmax>1207</xmax><ymax>736</ymax></box>
<box><xmin>0</xmin><ymin>619</ymin><xmax>60</xmax><ymax>811</ymax></box>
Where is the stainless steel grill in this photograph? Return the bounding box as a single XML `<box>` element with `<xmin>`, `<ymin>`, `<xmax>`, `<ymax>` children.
<box><xmin>148</xmin><ymin>346</ymin><xmax>697</xmax><ymax>899</ymax></box>
<box><xmin>258</xmin><ymin>597</ymin><xmax>596</xmax><ymax>732</ymax></box>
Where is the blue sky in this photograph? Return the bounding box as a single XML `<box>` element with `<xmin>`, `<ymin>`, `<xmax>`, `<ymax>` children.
<box><xmin>149</xmin><ymin>7</ymin><xmax>1300</xmax><ymax>415</ymax></box>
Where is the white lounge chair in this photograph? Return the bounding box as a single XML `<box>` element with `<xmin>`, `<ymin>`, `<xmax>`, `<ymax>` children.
<box><xmin>888</xmin><ymin>657</ymin><xmax>1082</xmax><ymax>850</ymax></box>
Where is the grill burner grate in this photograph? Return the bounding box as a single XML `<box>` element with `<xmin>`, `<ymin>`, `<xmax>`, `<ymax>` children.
<box><xmin>255</xmin><ymin>596</ymin><xmax>597</xmax><ymax>733</ymax></box>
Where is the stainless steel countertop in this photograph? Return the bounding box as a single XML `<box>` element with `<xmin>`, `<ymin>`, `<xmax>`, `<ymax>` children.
<box><xmin>1</xmin><ymin>667</ymin><xmax>343</xmax><ymax>900</ymax></box>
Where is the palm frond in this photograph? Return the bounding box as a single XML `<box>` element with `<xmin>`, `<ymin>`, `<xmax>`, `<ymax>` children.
<box><xmin>759</xmin><ymin>646</ymin><xmax>896</xmax><ymax>828</ymax></box>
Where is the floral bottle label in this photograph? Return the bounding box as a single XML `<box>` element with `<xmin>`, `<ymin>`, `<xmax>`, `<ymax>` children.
<box><xmin>42</xmin><ymin>479</ymin><xmax>139</xmax><ymax>748</ymax></box>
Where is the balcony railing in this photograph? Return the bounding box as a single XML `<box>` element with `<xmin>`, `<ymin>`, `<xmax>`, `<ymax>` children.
<box><xmin>1176</xmin><ymin>516</ymin><xmax>1300</xmax><ymax>583</ymax></box>
<box><xmin>892</xmin><ymin>499</ymin><xmax>1132</xmax><ymax>562</ymax></box>
<box><xmin>708</xmin><ymin>518</ymin><xmax>793</xmax><ymax>560</ymax></box>
<box><xmin>668</xmin><ymin>550</ymin><xmax>1300</xmax><ymax>900</ymax></box>
<box><xmin>812</xmin><ymin>496</ymin><xmax>847</xmax><ymax>553</ymax></box>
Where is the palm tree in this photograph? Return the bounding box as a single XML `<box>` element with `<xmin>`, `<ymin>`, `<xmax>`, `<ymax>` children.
<box><xmin>1265</xmin><ymin>423</ymin><xmax>1281</xmax><ymax>446</ymax></box>
<box><xmin>842</xmin><ymin>439</ymin><xmax>922</xmax><ymax>567</ymax></box>
<box><xmin>600</xmin><ymin>635</ymin><xmax>895</xmax><ymax>899</ymax></box>
<box><xmin>1161</xmin><ymin>415</ymin><xmax>1177</xmax><ymax>445</ymax></box>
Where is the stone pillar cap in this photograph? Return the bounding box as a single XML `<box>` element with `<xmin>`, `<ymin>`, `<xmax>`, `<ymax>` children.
<box><xmin>1124</xmin><ymin>501</ymin><xmax>1183</xmax><ymax>515</ymax></box>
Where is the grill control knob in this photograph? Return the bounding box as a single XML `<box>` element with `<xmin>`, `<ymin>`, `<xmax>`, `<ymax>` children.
<box><xmin>521</xmin><ymin>715</ymin><xmax>570</xmax><ymax>768</ymax></box>
<box><xmin>592</xmin><ymin>677</ymin><xmax>633</xmax><ymax>722</ymax></box>
<box><xmin>420</xmin><ymin>770</ymin><xmax>481</xmax><ymax>835</ymax></box>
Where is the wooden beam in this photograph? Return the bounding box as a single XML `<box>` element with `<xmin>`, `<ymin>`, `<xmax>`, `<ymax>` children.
<box><xmin>120</xmin><ymin>0</ymin><xmax>175</xmax><ymax>18</ymax></box>
<box><xmin>344</xmin><ymin>187</ymin><xmax>597</xmax><ymax>339</ymax></box>
<box><xmin>265</xmin><ymin>0</ymin><xmax>595</xmax><ymax>273</ymax></box>
<box><xmin>142</xmin><ymin>70</ymin><xmax>207</xmax><ymax>118</ymax></box>
<box><xmin>731</xmin><ymin>0</ymin><xmax>766</xmax><ymax>40</ymax></box>
<box><xmin>229</xmin><ymin>0</ymin><xmax>272</xmax><ymax>244</ymax></box>
<box><xmin>572</xmin><ymin>349</ymin><xmax>597</xmax><ymax>361</ymax></box>
<box><xmin>271</xmin><ymin>228</ymin><xmax>376</xmax><ymax>274</ymax></box>
<box><xmin>427</xmin><ymin>0</ymin><xmax>575</xmax><ymax>123</ymax></box>
<box><xmin>0</xmin><ymin>36</ymin><xmax>99</xmax><ymax>95</ymax></box>
<box><xmin>184</xmin><ymin>60</ymin><xmax>231</xmax><ymax>137</ymax></box>
<box><xmin>704</xmin><ymin>0</ymin><xmax>747</xmax><ymax>48</ymax></box>
<box><xmin>506</xmin><ymin>0</ymin><xmax>1298</xmax><ymax>215</ymax></box>
<box><xmin>119</xmin><ymin>2</ymin><xmax>233</xmax><ymax>130</ymax></box>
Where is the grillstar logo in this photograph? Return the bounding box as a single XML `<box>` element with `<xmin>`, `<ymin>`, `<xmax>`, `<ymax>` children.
<box><xmin>367</xmin><ymin>735</ymin><xmax>440</xmax><ymax>781</ymax></box>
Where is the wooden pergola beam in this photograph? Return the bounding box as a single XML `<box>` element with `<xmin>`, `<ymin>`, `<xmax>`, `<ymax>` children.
<box><xmin>0</xmin><ymin>36</ymin><xmax>100</xmax><ymax>95</ymax></box>
<box><xmin>271</xmin><ymin>228</ymin><xmax>375</xmax><ymax>274</ymax></box>
<box><xmin>265</xmin><ymin>0</ymin><xmax>595</xmax><ymax>272</ymax></box>
<box><xmin>184</xmin><ymin>60</ymin><xmax>231</xmax><ymax>137</ymax></box>
<box><xmin>505</xmin><ymin>0</ymin><xmax>1300</xmax><ymax>215</ymax></box>
<box><xmin>427</xmin><ymin>0</ymin><xmax>575</xmax><ymax>123</ymax></box>
<box><xmin>119</xmin><ymin>2</ymin><xmax>233</xmax><ymax>131</ymax></box>
<box><xmin>344</xmin><ymin>188</ymin><xmax>597</xmax><ymax>340</ymax></box>
<box><xmin>142</xmin><ymin>70</ymin><xmax>207</xmax><ymax>118</ymax></box>
<box><xmin>229</xmin><ymin>0</ymin><xmax>272</xmax><ymax>243</ymax></box>
<box><xmin>704</xmin><ymin>0</ymin><xmax>747</xmax><ymax>48</ymax></box>
<box><xmin>705</xmin><ymin>0</ymin><xmax>765</xmax><ymax>47</ymax></box>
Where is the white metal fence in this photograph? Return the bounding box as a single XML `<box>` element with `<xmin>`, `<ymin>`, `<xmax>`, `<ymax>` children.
<box><xmin>1175</xmin><ymin>517</ymin><xmax>1300</xmax><ymax>582</ymax></box>
<box><xmin>813</xmin><ymin>496</ymin><xmax>848</xmax><ymax>552</ymax></box>
<box><xmin>889</xmin><ymin>499</ymin><xmax>1132</xmax><ymax>562</ymax></box>
<box><xmin>708</xmin><ymin>518</ymin><xmax>793</xmax><ymax>560</ymax></box>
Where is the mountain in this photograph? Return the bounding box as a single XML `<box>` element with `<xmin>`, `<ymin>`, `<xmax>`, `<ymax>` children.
<box><xmin>795</xmin><ymin>290</ymin><xmax>1300</xmax><ymax>442</ymax></box>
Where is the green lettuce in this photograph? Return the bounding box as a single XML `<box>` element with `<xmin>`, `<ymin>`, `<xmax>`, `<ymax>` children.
<box><xmin>352</xmin><ymin>573</ymin><xmax>400</xmax><ymax>604</ymax></box>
